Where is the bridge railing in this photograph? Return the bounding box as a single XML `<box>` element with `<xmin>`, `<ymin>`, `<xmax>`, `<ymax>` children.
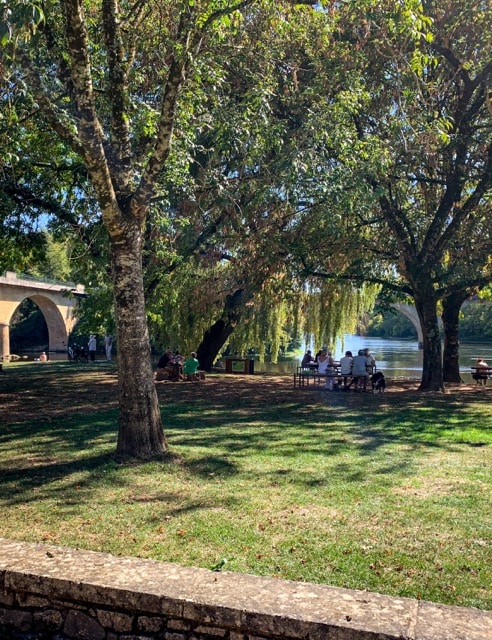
<box><xmin>2</xmin><ymin>271</ymin><xmax>77</xmax><ymax>288</ymax></box>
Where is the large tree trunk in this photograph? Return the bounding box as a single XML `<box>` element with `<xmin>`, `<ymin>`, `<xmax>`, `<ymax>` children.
<box><xmin>196</xmin><ymin>288</ymin><xmax>248</xmax><ymax>370</ymax></box>
<box><xmin>112</xmin><ymin>227</ymin><xmax>166</xmax><ymax>458</ymax></box>
<box><xmin>442</xmin><ymin>291</ymin><xmax>468</xmax><ymax>384</ymax></box>
<box><xmin>414</xmin><ymin>289</ymin><xmax>445</xmax><ymax>391</ymax></box>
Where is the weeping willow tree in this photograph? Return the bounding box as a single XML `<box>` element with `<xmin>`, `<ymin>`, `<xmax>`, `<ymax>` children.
<box><xmin>146</xmin><ymin>251</ymin><xmax>379</xmax><ymax>366</ymax></box>
<box><xmin>147</xmin><ymin>261</ymin><xmax>231</xmax><ymax>357</ymax></box>
<box><xmin>299</xmin><ymin>280</ymin><xmax>380</xmax><ymax>353</ymax></box>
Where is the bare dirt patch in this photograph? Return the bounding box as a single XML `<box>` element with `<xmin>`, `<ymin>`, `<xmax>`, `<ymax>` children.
<box><xmin>1</xmin><ymin>366</ymin><xmax>490</xmax><ymax>425</ymax></box>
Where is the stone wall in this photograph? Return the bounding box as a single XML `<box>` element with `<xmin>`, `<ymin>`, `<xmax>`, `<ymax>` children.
<box><xmin>0</xmin><ymin>538</ymin><xmax>490</xmax><ymax>640</ymax></box>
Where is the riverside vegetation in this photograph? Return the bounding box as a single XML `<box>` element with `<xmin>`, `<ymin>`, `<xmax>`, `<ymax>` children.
<box><xmin>0</xmin><ymin>361</ymin><xmax>491</xmax><ymax>610</ymax></box>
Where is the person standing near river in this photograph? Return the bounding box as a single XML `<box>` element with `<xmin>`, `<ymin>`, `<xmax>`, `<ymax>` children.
<box><xmin>88</xmin><ymin>334</ymin><xmax>97</xmax><ymax>362</ymax></box>
<box><xmin>105</xmin><ymin>334</ymin><xmax>113</xmax><ymax>362</ymax></box>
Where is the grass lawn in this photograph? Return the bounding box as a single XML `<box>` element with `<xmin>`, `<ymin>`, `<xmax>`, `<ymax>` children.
<box><xmin>0</xmin><ymin>361</ymin><xmax>491</xmax><ymax>610</ymax></box>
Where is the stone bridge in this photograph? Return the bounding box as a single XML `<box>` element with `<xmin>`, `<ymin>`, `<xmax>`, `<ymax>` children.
<box><xmin>391</xmin><ymin>299</ymin><xmax>477</xmax><ymax>348</ymax></box>
<box><xmin>0</xmin><ymin>271</ymin><xmax>85</xmax><ymax>359</ymax></box>
<box><xmin>391</xmin><ymin>303</ymin><xmax>424</xmax><ymax>346</ymax></box>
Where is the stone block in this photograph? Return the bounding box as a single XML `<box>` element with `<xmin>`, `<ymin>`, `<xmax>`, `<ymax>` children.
<box><xmin>137</xmin><ymin>614</ymin><xmax>165</xmax><ymax>633</ymax></box>
<box><xmin>63</xmin><ymin>609</ymin><xmax>105</xmax><ymax>640</ymax></box>
<box><xmin>2</xmin><ymin>608</ymin><xmax>32</xmax><ymax>631</ymax></box>
<box><xmin>193</xmin><ymin>624</ymin><xmax>228</xmax><ymax>637</ymax></box>
<box><xmin>167</xmin><ymin>617</ymin><xmax>192</xmax><ymax>631</ymax></box>
<box><xmin>0</xmin><ymin>589</ymin><xmax>14</xmax><ymax>606</ymax></box>
<box><xmin>33</xmin><ymin>608</ymin><xmax>64</xmax><ymax>630</ymax></box>
<box><xmin>97</xmin><ymin>608</ymin><xmax>133</xmax><ymax>632</ymax></box>
<box><xmin>415</xmin><ymin>600</ymin><xmax>492</xmax><ymax>640</ymax></box>
<box><xmin>18</xmin><ymin>593</ymin><xmax>50</xmax><ymax>608</ymax></box>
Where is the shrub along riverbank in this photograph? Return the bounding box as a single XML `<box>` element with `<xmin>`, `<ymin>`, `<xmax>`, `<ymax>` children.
<box><xmin>0</xmin><ymin>361</ymin><xmax>491</xmax><ymax>610</ymax></box>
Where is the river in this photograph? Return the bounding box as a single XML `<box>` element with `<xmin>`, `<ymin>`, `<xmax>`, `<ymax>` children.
<box><xmin>253</xmin><ymin>335</ymin><xmax>492</xmax><ymax>382</ymax></box>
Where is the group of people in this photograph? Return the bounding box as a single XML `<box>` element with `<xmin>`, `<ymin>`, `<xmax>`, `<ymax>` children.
<box><xmin>155</xmin><ymin>349</ymin><xmax>205</xmax><ymax>382</ymax></box>
<box><xmin>85</xmin><ymin>334</ymin><xmax>113</xmax><ymax>362</ymax></box>
<box><xmin>302</xmin><ymin>347</ymin><xmax>376</xmax><ymax>391</ymax></box>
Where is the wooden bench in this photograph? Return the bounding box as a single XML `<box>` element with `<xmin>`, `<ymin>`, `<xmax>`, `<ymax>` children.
<box><xmin>471</xmin><ymin>366</ymin><xmax>492</xmax><ymax>385</ymax></box>
<box><xmin>293</xmin><ymin>365</ymin><xmax>320</xmax><ymax>388</ymax></box>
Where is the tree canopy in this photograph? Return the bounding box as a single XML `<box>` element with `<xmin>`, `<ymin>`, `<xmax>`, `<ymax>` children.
<box><xmin>1</xmin><ymin>0</ymin><xmax>491</xmax><ymax>427</ymax></box>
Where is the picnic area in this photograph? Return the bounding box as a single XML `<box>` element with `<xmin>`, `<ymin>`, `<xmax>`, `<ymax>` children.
<box><xmin>0</xmin><ymin>361</ymin><xmax>491</xmax><ymax>611</ymax></box>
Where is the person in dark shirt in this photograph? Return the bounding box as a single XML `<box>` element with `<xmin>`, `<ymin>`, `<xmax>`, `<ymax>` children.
<box><xmin>301</xmin><ymin>350</ymin><xmax>314</xmax><ymax>366</ymax></box>
<box><xmin>157</xmin><ymin>350</ymin><xmax>172</xmax><ymax>369</ymax></box>
<box><xmin>156</xmin><ymin>350</ymin><xmax>174</xmax><ymax>381</ymax></box>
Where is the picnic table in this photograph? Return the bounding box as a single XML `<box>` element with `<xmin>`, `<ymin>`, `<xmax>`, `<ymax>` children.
<box><xmin>293</xmin><ymin>362</ymin><xmax>376</xmax><ymax>390</ymax></box>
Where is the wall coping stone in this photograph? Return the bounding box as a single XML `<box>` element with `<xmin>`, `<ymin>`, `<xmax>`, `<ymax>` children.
<box><xmin>0</xmin><ymin>538</ymin><xmax>491</xmax><ymax>640</ymax></box>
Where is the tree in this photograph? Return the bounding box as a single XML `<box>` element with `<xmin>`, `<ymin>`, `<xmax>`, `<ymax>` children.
<box><xmin>2</xmin><ymin>0</ymin><xmax>329</xmax><ymax>457</ymax></box>
<box><xmin>2</xmin><ymin>1</ymin><xmax>279</xmax><ymax>457</ymax></box>
<box><xmin>365</xmin><ymin>1</ymin><xmax>492</xmax><ymax>390</ymax></box>
<box><xmin>296</xmin><ymin>0</ymin><xmax>492</xmax><ymax>391</ymax></box>
<box><xmin>140</xmin><ymin>1</ymin><xmax>378</xmax><ymax>367</ymax></box>
<box><xmin>440</xmin><ymin>206</ymin><xmax>491</xmax><ymax>382</ymax></box>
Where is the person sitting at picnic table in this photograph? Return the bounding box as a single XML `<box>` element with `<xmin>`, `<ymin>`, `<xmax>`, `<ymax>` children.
<box><xmin>473</xmin><ymin>357</ymin><xmax>489</xmax><ymax>384</ymax></box>
<box><xmin>155</xmin><ymin>349</ymin><xmax>178</xmax><ymax>381</ymax></box>
<box><xmin>183</xmin><ymin>352</ymin><xmax>205</xmax><ymax>381</ymax></box>
<box><xmin>339</xmin><ymin>350</ymin><xmax>353</xmax><ymax>389</ymax></box>
<box><xmin>170</xmin><ymin>351</ymin><xmax>185</xmax><ymax>380</ymax></box>
<box><xmin>352</xmin><ymin>349</ymin><xmax>369</xmax><ymax>391</ymax></box>
<box><xmin>302</xmin><ymin>350</ymin><xmax>314</xmax><ymax>367</ymax></box>
<box><xmin>363</xmin><ymin>348</ymin><xmax>376</xmax><ymax>373</ymax></box>
<box><xmin>317</xmin><ymin>350</ymin><xmax>337</xmax><ymax>390</ymax></box>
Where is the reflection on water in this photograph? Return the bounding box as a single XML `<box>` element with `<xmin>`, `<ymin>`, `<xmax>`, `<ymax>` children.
<box><xmin>254</xmin><ymin>335</ymin><xmax>492</xmax><ymax>381</ymax></box>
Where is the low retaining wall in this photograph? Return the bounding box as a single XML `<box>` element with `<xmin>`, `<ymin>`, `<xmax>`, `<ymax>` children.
<box><xmin>0</xmin><ymin>538</ymin><xmax>490</xmax><ymax>640</ymax></box>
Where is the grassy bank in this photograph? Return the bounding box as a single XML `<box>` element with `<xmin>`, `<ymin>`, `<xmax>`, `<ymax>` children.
<box><xmin>0</xmin><ymin>361</ymin><xmax>491</xmax><ymax>609</ymax></box>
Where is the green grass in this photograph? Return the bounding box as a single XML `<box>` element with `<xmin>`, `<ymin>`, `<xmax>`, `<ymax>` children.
<box><xmin>0</xmin><ymin>361</ymin><xmax>491</xmax><ymax>609</ymax></box>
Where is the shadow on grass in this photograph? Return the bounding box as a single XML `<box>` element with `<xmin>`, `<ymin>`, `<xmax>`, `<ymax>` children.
<box><xmin>1</xmin><ymin>364</ymin><xmax>490</xmax><ymax>511</ymax></box>
<box><xmin>0</xmin><ymin>451</ymin><xmax>117</xmax><ymax>506</ymax></box>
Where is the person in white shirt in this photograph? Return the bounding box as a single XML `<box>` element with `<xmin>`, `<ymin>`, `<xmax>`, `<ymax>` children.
<box><xmin>363</xmin><ymin>348</ymin><xmax>376</xmax><ymax>373</ymax></box>
<box><xmin>351</xmin><ymin>349</ymin><xmax>369</xmax><ymax>391</ymax></box>
<box><xmin>88</xmin><ymin>334</ymin><xmax>97</xmax><ymax>362</ymax></box>
<box><xmin>318</xmin><ymin>350</ymin><xmax>337</xmax><ymax>390</ymax></box>
<box><xmin>104</xmin><ymin>335</ymin><xmax>113</xmax><ymax>361</ymax></box>
<box><xmin>339</xmin><ymin>350</ymin><xmax>353</xmax><ymax>389</ymax></box>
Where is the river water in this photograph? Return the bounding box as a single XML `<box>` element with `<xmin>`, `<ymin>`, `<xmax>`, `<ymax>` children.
<box><xmin>253</xmin><ymin>335</ymin><xmax>492</xmax><ymax>382</ymax></box>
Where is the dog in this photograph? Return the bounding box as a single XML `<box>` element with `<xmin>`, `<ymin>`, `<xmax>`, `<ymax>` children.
<box><xmin>68</xmin><ymin>345</ymin><xmax>89</xmax><ymax>363</ymax></box>
<box><xmin>371</xmin><ymin>371</ymin><xmax>386</xmax><ymax>393</ymax></box>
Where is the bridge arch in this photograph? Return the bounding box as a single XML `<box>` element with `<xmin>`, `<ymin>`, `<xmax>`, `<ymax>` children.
<box><xmin>0</xmin><ymin>272</ymin><xmax>85</xmax><ymax>359</ymax></box>
<box><xmin>390</xmin><ymin>302</ymin><xmax>449</xmax><ymax>348</ymax></box>
<box><xmin>391</xmin><ymin>303</ymin><xmax>423</xmax><ymax>347</ymax></box>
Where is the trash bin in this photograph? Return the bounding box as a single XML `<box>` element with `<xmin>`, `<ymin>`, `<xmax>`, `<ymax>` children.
<box><xmin>225</xmin><ymin>358</ymin><xmax>255</xmax><ymax>374</ymax></box>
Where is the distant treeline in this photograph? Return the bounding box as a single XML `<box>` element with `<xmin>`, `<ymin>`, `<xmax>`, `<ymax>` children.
<box><xmin>366</xmin><ymin>303</ymin><xmax>492</xmax><ymax>342</ymax></box>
